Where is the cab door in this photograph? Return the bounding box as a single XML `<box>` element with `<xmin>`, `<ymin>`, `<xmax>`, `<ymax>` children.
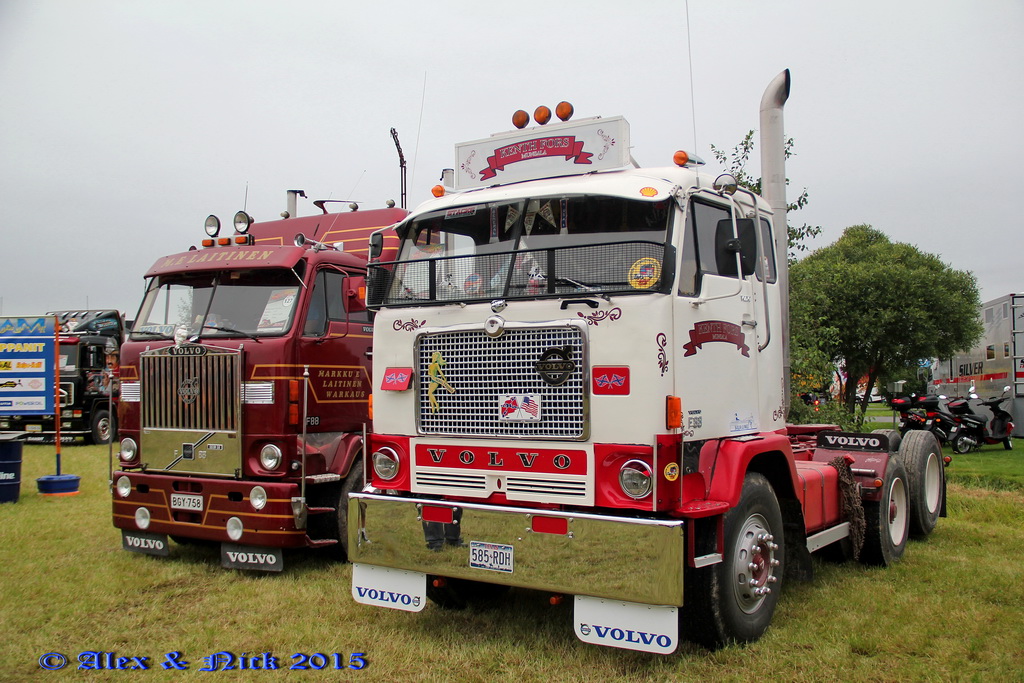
<box><xmin>297</xmin><ymin>267</ymin><xmax>373</xmax><ymax>435</ymax></box>
<box><xmin>672</xmin><ymin>197</ymin><xmax>763</xmax><ymax>440</ymax></box>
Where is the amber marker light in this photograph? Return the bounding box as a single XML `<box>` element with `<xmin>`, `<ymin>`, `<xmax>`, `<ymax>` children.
<box><xmin>555</xmin><ymin>101</ymin><xmax>574</xmax><ymax>121</ymax></box>
<box><xmin>512</xmin><ymin>109</ymin><xmax>530</xmax><ymax>129</ymax></box>
<box><xmin>534</xmin><ymin>105</ymin><xmax>552</xmax><ymax>125</ymax></box>
<box><xmin>217</xmin><ymin>237</ymin><xmax>231</xmax><ymax>246</ymax></box>
<box><xmin>431</xmin><ymin>184</ymin><xmax>446</xmax><ymax>198</ymax></box>
<box><xmin>368</xmin><ymin>393</ymin><xmax>373</xmax><ymax>420</ymax></box>
<box><xmin>667</xmin><ymin>395</ymin><xmax>682</xmax><ymax>430</ymax></box>
<box><xmin>201</xmin><ymin>238</ymin><xmax>215</xmax><ymax>248</ymax></box>
<box><xmin>673</xmin><ymin>150</ymin><xmax>690</xmax><ymax>167</ymax></box>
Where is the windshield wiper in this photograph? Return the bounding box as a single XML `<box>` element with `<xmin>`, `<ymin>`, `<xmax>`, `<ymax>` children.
<box><xmin>198</xmin><ymin>324</ymin><xmax>262</xmax><ymax>343</ymax></box>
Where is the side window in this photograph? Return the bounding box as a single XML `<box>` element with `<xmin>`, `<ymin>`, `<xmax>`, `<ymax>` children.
<box><xmin>304</xmin><ymin>271</ymin><xmax>329</xmax><ymax>337</ymax></box>
<box><xmin>756</xmin><ymin>218</ymin><xmax>777</xmax><ymax>284</ymax></box>
<box><xmin>693</xmin><ymin>201</ymin><xmax>733</xmax><ymax>279</ymax></box>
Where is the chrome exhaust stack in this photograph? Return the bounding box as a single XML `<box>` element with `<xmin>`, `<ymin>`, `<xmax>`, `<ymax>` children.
<box><xmin>759</xmin><ymin>69</ymin><xmax>792</xmax><ymax>408</ymax></box>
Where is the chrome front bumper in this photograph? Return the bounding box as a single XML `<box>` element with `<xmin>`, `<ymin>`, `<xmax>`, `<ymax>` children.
<box><xmin>348</xmin><ymin>492</ymin><xmax>686</xmax><ymax>606</ymax></box>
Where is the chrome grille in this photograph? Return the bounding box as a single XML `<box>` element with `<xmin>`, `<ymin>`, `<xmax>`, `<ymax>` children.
<box><xmin>139</xmin><ymin>347</ymin><xmax>241</xmax><ymax>432</ymax></box>
<box><xmin>417</xmin><ymin>325</ymin><xmax>587</xmax><ymax>439</ymax></box>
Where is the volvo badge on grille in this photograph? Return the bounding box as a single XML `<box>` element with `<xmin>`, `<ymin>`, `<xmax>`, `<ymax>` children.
<box><xmin>536</xmin><ymin>347</ymin><xmax>575</xmax><ymax>386</ymax></box>
<box><xmin>178</xmin><ymin>377</ymin><xmax>200</xmax><ymax>404</ymax></box>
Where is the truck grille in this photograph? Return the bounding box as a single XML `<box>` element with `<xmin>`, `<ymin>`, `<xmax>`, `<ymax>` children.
<box><xmin>417</xmin><ymin>325</ymin><xmax>587</xmax><ymax>439</ymax></box>
<box><xmin>139</xmin><ymin>347</ymin><xmax>241</xmax><ymax>432</ymax></box>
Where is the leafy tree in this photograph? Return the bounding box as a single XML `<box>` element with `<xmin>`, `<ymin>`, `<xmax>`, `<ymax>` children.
<box><xmin>710</xmin><ymin>130</ymin><xmax>821</xmax><ymax>261</ymax></box>
<box><xmin>790</xmin><ymin>225</ymin><xmax>982</xmax><ymax>414</ymax></box>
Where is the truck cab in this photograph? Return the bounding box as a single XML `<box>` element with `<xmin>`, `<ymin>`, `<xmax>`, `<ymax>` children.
<box><xmin>112</xmin><ymin>202</ymin><xmax>406</xmax><ymax>571</ymax></box>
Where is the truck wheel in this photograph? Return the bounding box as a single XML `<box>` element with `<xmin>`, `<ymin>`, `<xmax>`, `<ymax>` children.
<box><xmin>426</xmin><ymin>577</ymin><xmax>510</xmax><ymax>610</ymax></box>
<box><xmin>898</xmin><ymin>430</ymin><xmax>943</xmax><ymax>537</ymax></box>
<box><xmin>331</xmin><ymin>460</ymin><xmax>364</xmax><ymax>561</ymax></box>
<box><xmin>860</xmin><ymin>457</ymin><xmax>909</xmax><ymax>566</ymax></box>
<box><xmin>871</xmin><ymin>428</ymin><xmax>901</xmax><ymax>455</ymax></box>
<box><xmin>683</xmin><ymin>472</ymin><xmax>784</xmax><ymax>648</ymax></box>
<box><xmin>90</xmin><ymin>409</ymin><xmax>114</xmax><ymax>444</ymax></box>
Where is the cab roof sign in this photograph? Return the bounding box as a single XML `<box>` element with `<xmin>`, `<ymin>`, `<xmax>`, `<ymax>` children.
<box><xmin>454</xmin><ymin>116</ymin><xmax>630</xmax><ymax>190</ymax></box>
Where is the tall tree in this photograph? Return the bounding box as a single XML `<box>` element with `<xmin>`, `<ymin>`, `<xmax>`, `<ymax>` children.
<box><xmin>790</xmin><ymin>225</ymin><xmax>982</xmax><ymax>413</ymax></box>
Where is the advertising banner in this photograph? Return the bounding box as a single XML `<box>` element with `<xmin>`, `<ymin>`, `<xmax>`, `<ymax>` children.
<box><xmin>0</xmin><ymin>317</ymin><xmax>56</xmax><ymax>416</ymax></box>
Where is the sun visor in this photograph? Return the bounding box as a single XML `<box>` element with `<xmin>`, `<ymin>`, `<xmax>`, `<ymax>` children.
<box><xmin>144</xmin><ymin>245</ymin><xmax>307</xmax><ymax>277</ymax></box>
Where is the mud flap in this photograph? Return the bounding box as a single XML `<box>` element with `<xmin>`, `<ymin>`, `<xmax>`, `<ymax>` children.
<box><xmin>351</xmin><ymin>563</ymin><xmax>427</xmax><ymax>612</ymax></box>
<box><xmin>574</xmin><ymin>596</ymin><xmax>678</xmax><ymax>654</ymax></box>
<box><xmin>121</xmin><ymin>530</ymin><xmax>169</xmax><ymax>556</ymax></box>
<box><xmin>221</xmin><ymin>543</ymin><xmax>284</xmax><ymax>572</ymax></box>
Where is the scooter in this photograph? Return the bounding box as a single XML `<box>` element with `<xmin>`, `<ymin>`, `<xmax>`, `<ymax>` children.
<box><xmin>946</xmin><ymin>386</ymin><xmax>1015</xmax><ymax>453</ymax></box>
<box><xmin>891</xmin><ymin>395</ymin><xmax>929</xmax><ymax>435</ymax></box>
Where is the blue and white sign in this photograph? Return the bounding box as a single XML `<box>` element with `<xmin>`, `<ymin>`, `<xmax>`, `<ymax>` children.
<box><xmin>0</xmin><ymin>317</ymin><xmax>55</xmax><ymax>416</ymax></box>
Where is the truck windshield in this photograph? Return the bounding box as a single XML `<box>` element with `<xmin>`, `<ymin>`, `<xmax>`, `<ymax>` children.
<box><xmin>368</xmin><ymin>194</ymin><xmax>672</xmax><ymax>306</ymax></box>
<box><xmin>131</xmin><ymin>270</ymin><xmax>300</xmax><ymax>340</ymax></box>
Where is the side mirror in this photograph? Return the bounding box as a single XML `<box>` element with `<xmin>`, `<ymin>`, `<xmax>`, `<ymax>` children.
<box><xmin>369</xmin><ymin>232</ymin><xmax>384</xmax><ymax>261</ymax></box>
<box><xmin>346</xmin><ymin>276</ymin><xmax>368</xmax><ymax>313</ymax></box>
<box><xmin>715</xmin><ymin>218</ymin><xmax>757</xmax><ymax>277</ymax></box>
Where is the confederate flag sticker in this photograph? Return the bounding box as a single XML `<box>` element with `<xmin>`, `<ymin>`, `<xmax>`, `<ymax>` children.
<box><xmin>592</xmin><ymin>366</ymin><xmax>630</xmax><ymax>395</ymax></box>
<box><xmin>381</xmin><ymin>368</ymin><xmax>413</xmax><ymax>391</ymax></box>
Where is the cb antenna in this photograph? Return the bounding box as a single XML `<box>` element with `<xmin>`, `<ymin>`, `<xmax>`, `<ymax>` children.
<box><xmin>391</xmin><ymin>127</ymin><xmax>407</xmax><ymax>209</ymax></box>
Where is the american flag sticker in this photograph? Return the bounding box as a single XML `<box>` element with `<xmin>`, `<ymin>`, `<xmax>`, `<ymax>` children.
<box><xmin>497</xmin><ymin>394</ymin><xmax>542</xmax><ymax>421</ymax></box>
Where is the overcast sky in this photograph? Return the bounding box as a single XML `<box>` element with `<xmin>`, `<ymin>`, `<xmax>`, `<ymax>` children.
<box><xmin>1</xmin><ymin>0</ymin><xmax>1021</xmax><ymax>318</ymax></box>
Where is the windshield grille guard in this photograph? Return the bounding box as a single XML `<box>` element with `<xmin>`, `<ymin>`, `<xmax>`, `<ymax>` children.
<box><xmin>368</xmin><ymin>240</ymin><xmax>672</xmax><ymax>307</ymax></box>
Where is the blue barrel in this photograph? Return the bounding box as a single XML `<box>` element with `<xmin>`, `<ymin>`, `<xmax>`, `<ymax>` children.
<box><xmin>0</xmin><ymin>436</ymin><xmax>22</xmax><ymax>504</ymax></box>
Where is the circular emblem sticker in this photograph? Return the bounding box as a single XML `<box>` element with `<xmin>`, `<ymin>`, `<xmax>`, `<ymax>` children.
<box><xmin>663</xmin><ymin>462</ymin><xmax>680</xmax><ymax>482</ymax></box>
<box><xmin>464</xmin><ymin>273</ymin><xmax>483</xmax><ymax>296</ymax></box>
<box><xmin>628</xmin><ymin>257</ymin><xmax>661</xmax><ymax>290</ymax></box>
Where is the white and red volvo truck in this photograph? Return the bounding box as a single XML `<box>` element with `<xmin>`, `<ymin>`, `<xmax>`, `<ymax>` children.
<box><xmin>348</xmin><ymin>72</ymin><xmax>948</xmax><ymax>652</ymax></box>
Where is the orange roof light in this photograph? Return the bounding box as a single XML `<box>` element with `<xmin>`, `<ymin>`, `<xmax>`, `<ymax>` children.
<box><xmin>431</xmin><ymin>184</ymin><xmax>446</xmax><ymax>198</ymax></box>
<box><xmin>534</xmin><ymin>105</ymin><xmax>552</xmax><ymax>125</ymax></box>
<box><xmin>512</xmin><ymin>109</ymin><xmax>530</xmax><ymax>129</ymax></box>
<box><xmin>555</xmin><ymin>101</ymin><xmax>574</xmax><ymax>121</ymax></box>
<box><xmin>673</xmin><ymin>150</ymin><xmax>690</xmax><ymax>167</ymax></box>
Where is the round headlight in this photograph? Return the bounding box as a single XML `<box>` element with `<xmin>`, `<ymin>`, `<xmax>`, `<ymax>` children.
<box><xmin>233</xmin><ymin>210</ymin><xmax>253</xmax><ymax>234</ymax></box>
<box><xmin>259</xmin><ymin>444</ymin><xmax>283</xmax><ymax>470</ymax></box>
<box><xmin>116</xmin><ymin>475</ymin><xmax>132</xmax><ymax>498</ymax></box>
<box><xmin>120</xmin><ymin>437</ymin><xmax>138</xmax><ymax>463</ymax></box>
<box><xmin>372</xmin><ymin>447</ymin><xmax>400</xmax><ymax>480</ymax></box>
<box><xmin>204</xmin><ymin>214</ymin><xmax>221</xmax><ymax>237</ymax></box>
<box><xmin>250</xmin><ymin>486</ymin><xmax>267</xmax><ymax>511</ymax></box>
<box><xmin>135</xmin><ymin>507</ymin><xmax>151</xmax><ymax>530</ymax></box>
<box><xmin>619</xmin><ymin>459</ymin><xmax>653</xmax><ymax>499</ymax></box>
<box><xmin>226</xmin><ymin>516</ymin><xmax>244</xmax><ymax>541</ymax></box>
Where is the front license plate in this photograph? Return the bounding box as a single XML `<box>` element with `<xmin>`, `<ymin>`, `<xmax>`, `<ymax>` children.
<box><xmin>170</xmin><ymin>493</ymin><xmax>203</xmax><ymax>511</ymax></box>
<box><xmin>469</xmin><ymin>541</ymin><xmax>514</xmax><ymax>573</ymax></box>
<box><xmin>26</xmin><ymin>424</ymin><xmax>42</xmax><ymax>432</ymax></box>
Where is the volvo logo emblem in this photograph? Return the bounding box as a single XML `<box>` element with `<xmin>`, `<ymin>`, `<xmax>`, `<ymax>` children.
<box><xmin>536</xmin><ymin>347</ymin><xmax>575</xmax><ymax>386</ymax></box>
<box><xmin>178</xmin><ymin>377</ymin><xmax>200</xmax><ymax>404</ymax></box>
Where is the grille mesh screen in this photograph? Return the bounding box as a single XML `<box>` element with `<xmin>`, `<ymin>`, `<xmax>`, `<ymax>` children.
<box><xmin>417</xmin><ymin>326</ymin><xmax>586</xmax><ymax>439</ymax></box>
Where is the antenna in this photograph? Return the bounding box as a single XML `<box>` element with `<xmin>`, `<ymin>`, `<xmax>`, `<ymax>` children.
<box><xmin>391</xmin><ymin>127</ymin><xmax>407</xmax><ymax>208</ymax></box>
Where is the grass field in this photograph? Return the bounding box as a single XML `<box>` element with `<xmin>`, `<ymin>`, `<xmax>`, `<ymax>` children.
<box><xmin>1</xmin><ymin>441</ymin><xmax>1022</xmax><ymax>682</ymax></box>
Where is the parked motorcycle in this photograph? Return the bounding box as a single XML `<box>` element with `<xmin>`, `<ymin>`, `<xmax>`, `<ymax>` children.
<box><xmin>891</xmin><ymin>394</ymin><xmax>961</xmax><ymax>448</ymax></box>
<box><xmin>946</xmin><ymin>387</ymin><xmax>1015</xmax><ymax>453</ymax></box>
<box><xmin>891</xmin><ymin>394</ymin><xmax>930</xmax><ymax>435</ymax></box>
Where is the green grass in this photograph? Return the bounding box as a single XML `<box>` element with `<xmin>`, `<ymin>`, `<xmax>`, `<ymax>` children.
<box><xmin>2</xmin><ymin>443</ymin><xmax>1023</xmax><ymax>681</ymax></box>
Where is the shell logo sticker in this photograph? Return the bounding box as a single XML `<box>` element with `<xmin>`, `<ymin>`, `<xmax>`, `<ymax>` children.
<box><xmin>639</xmin><ymin>187</ymin><xmax>658</xmax><ymax>197</ymax></box>
<box><xmin>628</xmin><ymin>257</ymin><xmax>661</xmax><ymax>290</ymax></box>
